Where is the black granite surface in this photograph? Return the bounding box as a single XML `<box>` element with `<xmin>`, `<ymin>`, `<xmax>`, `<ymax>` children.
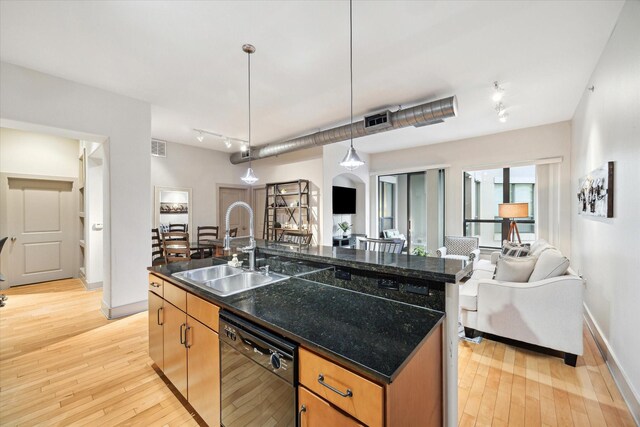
<box><xmin>187</xmin><ymin>238</ymin><xmax>472</xmax><ymax>283</ymax></box>
<box><xmin>302</xmin><ymin>267</ymin><xmax>445</xmax><ymax>312</ymax></box>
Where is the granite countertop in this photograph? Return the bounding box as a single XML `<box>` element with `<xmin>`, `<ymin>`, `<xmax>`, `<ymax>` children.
<box><xmin>149</xmin><ymin>258</ymin><xmax>444</xmax><ymax>383</ymax></box>
<box><xmin>194</xmin><ymin>238</ymin><xmax>472</xmax><ymax>283</ymax></box>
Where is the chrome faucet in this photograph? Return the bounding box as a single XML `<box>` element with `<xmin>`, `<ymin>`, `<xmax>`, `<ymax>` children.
<box><xmin>223</xmin><ymin>201</ymin><xmax>256</xmax><ymax>271</ymax></box>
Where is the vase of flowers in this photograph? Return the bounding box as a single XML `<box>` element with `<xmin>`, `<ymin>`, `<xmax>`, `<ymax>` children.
<box><xmin>337</xmin><ymin>221</ymin><xmax>351</xmax><ymax>238</ymax></box>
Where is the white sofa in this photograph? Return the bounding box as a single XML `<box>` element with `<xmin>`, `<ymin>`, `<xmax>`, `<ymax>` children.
<box><xmin>459</xmin><ymin>239</ymin><xmax>585</xmax><ymax>366</ymax></box>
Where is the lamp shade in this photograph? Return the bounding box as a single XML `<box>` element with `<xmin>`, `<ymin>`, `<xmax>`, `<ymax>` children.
<box><xmin>498</xmin><ymin>202</ymin><xmax>529</xmax><ymax>218</ymax></box>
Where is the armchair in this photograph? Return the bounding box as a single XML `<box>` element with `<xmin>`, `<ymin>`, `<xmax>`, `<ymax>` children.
<box><xmin>437</xmin><ymin>236</ymin><xmax>480</xmax><ymax>262</ymax></box>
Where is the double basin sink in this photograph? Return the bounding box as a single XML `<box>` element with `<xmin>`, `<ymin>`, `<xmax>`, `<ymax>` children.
<box><xmin>172</xmin><ymin>265</ymin><xmax>288</xmax><ymax>297</ymax></box>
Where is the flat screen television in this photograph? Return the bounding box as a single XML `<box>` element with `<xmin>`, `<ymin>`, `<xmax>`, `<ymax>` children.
<box><xmin>332</xmin><ymin>186</ymin><xmax>356</xmax><ymax>214</ymax></box>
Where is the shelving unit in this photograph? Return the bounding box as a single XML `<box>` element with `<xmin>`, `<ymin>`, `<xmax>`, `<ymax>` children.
<box><xmin>263</xmin><ymin>179</ymin><xmax>311</xmax><ymax>242</ymax></box>
<box><xmin>78</xmin><ymin>149</ymin><xmax>86</xmax><ymax>283</ymax></box>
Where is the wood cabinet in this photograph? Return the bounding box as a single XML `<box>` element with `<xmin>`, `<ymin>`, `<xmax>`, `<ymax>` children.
<box><xmin>186</xmin><ymin>315</ymin><xmax>220</xmax><ymax>427</ymax></box>
<box><xmin>298</xmin><ymin>386</ymin><xmax>364</xmax><ymax>427</ymax></box>
<box><xmin>299</xmin><ymin>347</ymin><xmax>384</xmax><ymax>427</ymax></box>
<box><xmin>298</xmin><ymin>324</ymin><xmax>443</xmax><ymax>427</ymax></box>
<box><xmin>148</xmin><ymin>291</ymin><xmax>164</xmax><ymax>370</ymax></box>
<box><xmin>148</xmin><ymin>273</ymin><xmax>221</xmax><ymax>426</ymax></box>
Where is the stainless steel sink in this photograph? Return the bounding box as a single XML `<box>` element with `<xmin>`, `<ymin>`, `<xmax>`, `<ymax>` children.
<box><xmin>173</xmin><ymin>265</ymin><xmax>243</xmax><ymax>284</ymax></box>
<box><xmin>172</xmin><ymin>265</ymin><xmax>288</xmax><ymax>296</ymax></box>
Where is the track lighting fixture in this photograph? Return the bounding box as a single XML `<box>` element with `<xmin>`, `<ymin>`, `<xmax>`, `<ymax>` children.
<box><xmin>193</xmin><ymin>129</ymin><xmax>246</xmax><ymax>149</ymax></box>
<box><xmin>196</xmin><ymin>131</ymin><xmax>204</xmax><ymax>142</ymax></box>
<box><xmin>495</xmin><ymin>102</ymin><xmax>508</xmax><ymax>123</ymax></box>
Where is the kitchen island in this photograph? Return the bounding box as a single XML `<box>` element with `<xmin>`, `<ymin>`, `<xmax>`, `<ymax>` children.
<box><xmin>148</xmin><ymin>241</ymin><xmax>471</xmax><ymax>426</ymax></box>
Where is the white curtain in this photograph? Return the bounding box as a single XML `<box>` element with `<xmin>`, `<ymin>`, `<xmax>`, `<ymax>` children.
<box><xmin>536</xmin><ymin>162</ymin><xmax>561</xmax><ymax>247</ymax></box>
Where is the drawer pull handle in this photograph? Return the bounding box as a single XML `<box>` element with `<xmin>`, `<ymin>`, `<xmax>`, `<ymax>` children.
<box><xmin>150</xmin><ymin>282</ymin><xmax>161</xmax><ymax>288</ymax></box>
<box><xmin>297</xmin><ymin>404</ymin><xmax>306</xmax><ymax>425</ymax></box>
<box><xmin>318</xmin><ymin>374</ymin><xmax>353</xmax><ymax>398</ymax></box>
<box><xmin>184</xmin><ymin>326</ymin><xmax>192</xmax><ymax>349</ymax></box>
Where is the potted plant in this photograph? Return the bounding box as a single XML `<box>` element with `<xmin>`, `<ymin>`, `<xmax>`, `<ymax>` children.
<box><xmin>337</xmin><ymin>222</ymin><xmax>351</xmax><ymax>238</ymax></box>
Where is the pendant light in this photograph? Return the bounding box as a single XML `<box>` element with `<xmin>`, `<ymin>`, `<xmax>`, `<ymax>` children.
<box><xmin>241</xmin><ymin>43</ymin><xmax>259</xmax><ymax>184</ymax></box>
<box><xmin>339</xmin><ymin>0</ymin><xmax>365</xmax><ymax>171</ymax></box>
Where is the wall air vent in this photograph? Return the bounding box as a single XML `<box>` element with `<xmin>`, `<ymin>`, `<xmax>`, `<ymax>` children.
<box><xmin>364</xmin><ymin>111</ymin><xmax>392</xmax><ymax>133</ymax></box>
<box><xmin>151</xmin><ymin>139</ymin><xmax>167</xmax><ymax>157</ymax></box>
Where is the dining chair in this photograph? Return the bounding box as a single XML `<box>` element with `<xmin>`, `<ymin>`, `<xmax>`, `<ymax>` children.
<box><xmin>191</xmin><ymin>226</ymin><xmax>219</xmax><ymax>259</ymax></box>
<box><xmin>357</xmin><ymin>237</ymin><xmax>404</xmax><ymax>254</ymax></box>
<box><xmin>151</xmin><ymin>228</ymin><xmax>166</xmax><ymax>266</ymax></box>
<box><xmin>169</xmin><ymin>223</ymin><xmax>188</xmax><ymax>233</ymax></box>
<box><xmin>162</xmin><ymin>232</ymin><xmax>191</xmax><ymax>263</ymax></box>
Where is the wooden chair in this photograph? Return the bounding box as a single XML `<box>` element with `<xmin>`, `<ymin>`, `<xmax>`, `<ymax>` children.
<box><xmin>169</xmin><ymin>223</ymin><xmax>188</xmax><ymax>233</ymax></box>
<box><xmin>229</xmin><ymin>227</ymin><xmax>238</xmax><ymax>237</ymax></box>
<box><xmin>162</xmin><ymin>232</ymin><xmax>191</xmax><ymax>263</ymax></box>
<box><xmin>191</xmin><ymin>226</ymin><xmax>219</xmax><ymax>259</ymax></box>
<box><xmin>279</xmin><ymin>231</ymin><xmax>312</xmax><ymax>246</ymax></box>
<box><xmin>151</xmin><ymin>228</ymin><xmax>166</xmax><ymax>266</ymax></box>
<box><xmin>357</xmin><ymin>237</ymin><xmax>404</xmax><ymax>254</ymax></box>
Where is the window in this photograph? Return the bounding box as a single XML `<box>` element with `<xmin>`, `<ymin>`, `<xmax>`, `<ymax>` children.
<box><xmin>463</xmin><ymin>165</ymin><xmax>536</xmax><ymax>248</ymax></box>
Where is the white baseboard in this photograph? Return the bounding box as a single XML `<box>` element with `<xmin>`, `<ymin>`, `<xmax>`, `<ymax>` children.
<box><xmin>83</xmin><ymin>280</ymin><xmax>102</xmax><ymax>291</ymax></box>
<box><xmin>101</xmin><ymin>299</ymin><xmax>147</xmax><ymax>320</ymax></box>
<box><xmin>584</xmin><ymin>303</ymin><xmax>640</xmax><ymax>425</ymax></box>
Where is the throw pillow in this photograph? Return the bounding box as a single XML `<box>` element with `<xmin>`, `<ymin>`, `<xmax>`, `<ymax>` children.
<box><xmin>530</xmin><ymin>239</ymin><xmax>553</xmax><ymax>258</ymax></box>
<box><xmin>529</xmin><ymin>248</ymin><xmax>570</xmax><ymax>282</ymax></box>
<box><xmin>494</xmin><ymin>256</ymin><xmax>537</xmax><ymax>282</ymax></box>
<box><xmin>501</xmin><ymin>240</ymin><xmax>531</xmax><ymax>257</ymax></box>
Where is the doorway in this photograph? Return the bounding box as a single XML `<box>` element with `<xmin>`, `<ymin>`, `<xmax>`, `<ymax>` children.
<box><xmin>4</xmin><ymin>176</ymin><xmax>76</xmax><ymax>285</ymax></box>
<box><xmin>377</xmin><ymin>169</ymin><xmax>445</xmax><ymax>253</ymax></box>
<box><xmin>218</xmin><ymin>186</ymin><xmax>250</xmax><ymax>237</ymax></box>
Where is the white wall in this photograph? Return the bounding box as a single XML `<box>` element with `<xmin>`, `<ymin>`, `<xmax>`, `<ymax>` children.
<box><xmin>369</xmin><ymin>121</ymin><xmax>572</xmax><ymax>255</ymax></box>
<box><xmin>0</xmin><ymin>62</ymin><xmax>151</xmax><ymax>316</ymax></box>
<box><xmin>322</xmin><ymin>143</ymin><xmax>370</xmax><ymax>246</ymax></box>
<box><xmin>249</xmin><ymin>148</ymin><xmax>323</xmax><ymax>244</ymax></box>
<box><xmin>571</xmin><ymin>0</ymin><xmax>640</xmax><ymax>420</ymax></box>
<box><xmin>151</xmin><ymin>141</ymin><xmax>244</xmax><ymax>231</ymax></box>
<box><xmin>0</xmin><ymin>127</ymin><xmax>79</xmax><ymax>177</ymax></box>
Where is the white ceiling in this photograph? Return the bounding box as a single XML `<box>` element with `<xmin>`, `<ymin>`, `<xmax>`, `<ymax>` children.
<box><xmin>0</xmin><ymin>1</ymin><xmax>623</xmax><ymax>155</ymax></box>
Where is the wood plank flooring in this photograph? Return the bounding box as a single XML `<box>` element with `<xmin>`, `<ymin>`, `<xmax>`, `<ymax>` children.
<box><xmin>0</xmin><ymin>279</ymin><xmax>635</xmax><ymax>426</ymax></box>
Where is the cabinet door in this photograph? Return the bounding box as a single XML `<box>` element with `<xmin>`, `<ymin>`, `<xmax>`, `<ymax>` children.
<box><xmin>299</xmin><ymin>386</ymin><xmax>364</xmax><ymax>427</ymax></box>
<box><xmin>163</xmin><ymin>302</ymin><xmax>188</xmax><ymax>399</ymax></box>
<box><xmin>186</xmin><ymin>316</ymin><xmax>220</xmax><ymax>427</ymax></box>
<box><xmin>148</xmin><ymin>291</ymin><xmax>164</xmax><ymax>371</ymax></box>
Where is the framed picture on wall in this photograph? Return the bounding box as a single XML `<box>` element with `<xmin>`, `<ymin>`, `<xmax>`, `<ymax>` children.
<box><xmin>160</xmin><ymin>202</ymin><xmax>188</xmax><ymax>214</ymax></box>
<box><xmin>577</xmin><ymin>161</ymin><xmax>614</xmax><ymax>218</ymax></box>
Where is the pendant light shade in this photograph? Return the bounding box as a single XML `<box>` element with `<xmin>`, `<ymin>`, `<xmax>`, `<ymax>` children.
<box><xmin>340</xmin><ymin>146</ymin><xmax>365</xmax><ymax>171</ymax></box>
<box><xmin>241</xmin><ymin>43</ymin><xmax>259</xmax><ymax>184</ymax></box>
<box><xmin>340</xmin><ymin>0</ymin><xmax>365</xmax><ymax>172</ymax></box>
<box><xmin>241</xmin><ymin>167</ymin><xmax>259</xmax><ymax>184</ymax></box>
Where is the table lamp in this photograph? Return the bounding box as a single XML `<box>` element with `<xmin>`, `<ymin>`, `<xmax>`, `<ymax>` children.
<box><xmin>498</xmin><ymin>202</ymin><xmax>529</xmax><ymax>244</ymax></box>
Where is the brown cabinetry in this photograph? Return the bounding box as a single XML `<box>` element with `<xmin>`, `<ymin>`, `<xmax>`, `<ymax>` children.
<box><xmin>298</xmin><ymin>386</ymin><xmax>364</xmax><ymax>427</ymax></box>
<box><xmin>148</xmin><ymin>273</ymin><xmax>221</xmax><ymax>427</ymax></box>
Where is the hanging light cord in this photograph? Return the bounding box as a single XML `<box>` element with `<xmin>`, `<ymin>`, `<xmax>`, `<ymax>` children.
<box><xmin>247</xmin><ymin>50</ymin><xmax>252</xmax><ymax>169</ymax></box>
<box><xmin>349</xmin><ymin>0</ymin><xmax>353</xmax><ymax>149</ymax></box>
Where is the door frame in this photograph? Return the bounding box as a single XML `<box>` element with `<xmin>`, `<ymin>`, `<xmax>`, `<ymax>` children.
<box><xmin>0</xmin><ymin>172</ymin><xmax>79</xmax><ymax>289</ymax></box>
<box><xmin>216</xmin><ymin>184</ymin><xmax>252</xmax><ymax>235</ymax></box>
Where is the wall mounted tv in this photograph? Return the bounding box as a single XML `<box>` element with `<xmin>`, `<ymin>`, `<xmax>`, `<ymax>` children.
<box><xmin>332</xmin><ymin>186</ymin><xmax>356</xmax><ymax>214</ymax></box>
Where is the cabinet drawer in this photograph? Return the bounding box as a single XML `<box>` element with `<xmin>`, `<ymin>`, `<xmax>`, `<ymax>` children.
<box><xmin>299</xmin><ymin>348</ymin><xmax>384</xmax><ymax>427</ymax></box>
<box><xmin>187</xmin><ymin>293</ymin><xmax>219</xmax><ymax>332</ymax></box>
<box><xmin>148</xmin><ymin>274</ymin><xmax>163</xmax><ymax>297</ymax></box>
<box><xmin>164</xmin><ymin>281</ymin><xmax>186</xmax><ymax>312</ymax></box>
<box><xmin>298</xmin><ymin>386</ymin><xmax>364</xmax><ymax>427</ymax></box>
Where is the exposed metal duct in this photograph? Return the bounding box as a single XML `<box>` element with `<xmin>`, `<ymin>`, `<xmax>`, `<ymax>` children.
<box><xmin>229</xmin><ymin>95</ymin><xmax>457</xmax><ymax>164</ymax></box>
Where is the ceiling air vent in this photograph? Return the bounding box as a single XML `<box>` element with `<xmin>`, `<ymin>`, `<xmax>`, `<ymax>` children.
<box><xmin>151</xmin><ymin>139</ymin><xmax>166</xmax><ymax>157</ymax></box>
<box><xmin>364</xmin><ymin>111</ymin><xmax>392</xmax><ymax>133</ymax></box>
<box><xmin>241</xmin><ymin>149</ymin><xmax>251</xmax><ymax>159</ymax></box>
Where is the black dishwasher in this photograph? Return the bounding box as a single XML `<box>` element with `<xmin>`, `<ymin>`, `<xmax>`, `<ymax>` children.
<box><xmin>220</xmin><ymin>311</ymin><xmax>297</xmax><ymax>427</ymax></box>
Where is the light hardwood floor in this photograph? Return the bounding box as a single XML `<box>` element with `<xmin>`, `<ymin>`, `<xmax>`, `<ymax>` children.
<box><xmin>0</xmin><ymin>279</ymin><xmax>635</xmax><ymax>426</ymax></box>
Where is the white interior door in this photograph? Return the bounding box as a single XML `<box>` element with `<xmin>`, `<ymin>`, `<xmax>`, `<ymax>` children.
<box><xmin>218</xmin><ymin>187</ymin><xmax>249</xmax><ymax>237</ymax></box>
<box><xmin>6</xmin><ymin>177</ymin><xmax>75</xmax><ymax>286</ymax></box>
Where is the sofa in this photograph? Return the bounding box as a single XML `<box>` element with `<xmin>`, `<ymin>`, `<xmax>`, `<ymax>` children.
<box><xmin>459</xmin><ymin>239</ymin><xmax>584</xmax><ymax>366</ymax></box>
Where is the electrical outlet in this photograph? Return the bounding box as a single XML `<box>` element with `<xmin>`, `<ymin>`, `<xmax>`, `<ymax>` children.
<box><xmin>407</xmin><ymin>285</ymin><xmax>429</xmax><ymax>295</ymax></box>
<box><xmin>378</xmin><ymin>279</ymin><xmax>399</xmax><ymax>290</ymax></box>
